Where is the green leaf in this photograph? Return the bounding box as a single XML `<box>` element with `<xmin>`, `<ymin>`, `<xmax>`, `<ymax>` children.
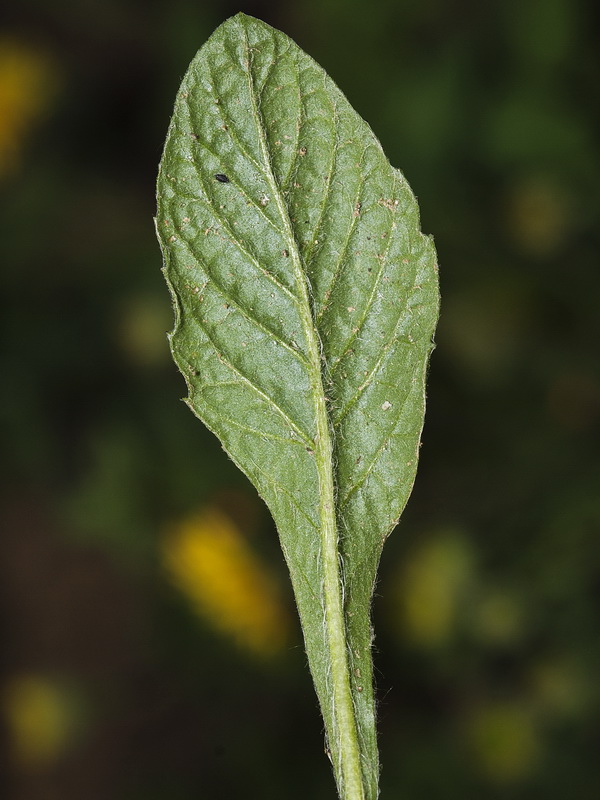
<box><xmin>156</xmin><ymin>14</ymin><xmax>439</xmax><ymax>800</ymax></box>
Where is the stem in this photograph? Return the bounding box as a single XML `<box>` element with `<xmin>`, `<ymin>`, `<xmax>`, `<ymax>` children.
<box><xmin>291</xmin><ymin>234</ymin><xmax>364</xmax><ymax>798</ymax></box>
<box><xmin>293</xmin><ymin>287</ymin><xmax>367</xmax><ymax>800</ymax></box>
<box><xmin>273</xmin><ymin>138</ymin><xmax>366</xmax><ymax>800</ymax></box>
<box><xmin>244</xmin><ymin>27</ymin><xmax>365</xmax><ymax>797</ymax></box>
<box><xmin>312</xmin><ymin>381</ymin><xmax>366</xmax><ymax>800</ymax></box>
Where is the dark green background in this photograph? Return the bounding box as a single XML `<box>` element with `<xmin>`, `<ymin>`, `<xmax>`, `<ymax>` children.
<box><xmin>1</xmin><ymin>0</ymin><xmax>598</xmax><ymax>797</ymax></box>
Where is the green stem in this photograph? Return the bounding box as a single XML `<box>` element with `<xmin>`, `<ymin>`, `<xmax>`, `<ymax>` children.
<box><xmin>312</xmin><ymin>381</ymin><xmax>366</xmax><ymax>800</ymax></box>
<box><xmin>244</xmin><ymin>26</ymin><xmax>365</xmax><ymax>797</ymax></box>
<box><xmin>291</xmin><ymin>266</ymin><xmax>367</xmax><ymax>800</ymax></box>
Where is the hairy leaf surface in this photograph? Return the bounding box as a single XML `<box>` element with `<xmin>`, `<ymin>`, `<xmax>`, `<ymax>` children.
<box><xmin>156</xmin><ymin>14</ymin><xmax>439</xmax><ymax>799</ymax></box>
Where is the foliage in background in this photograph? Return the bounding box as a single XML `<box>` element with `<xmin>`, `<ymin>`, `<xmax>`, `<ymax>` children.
<box><xmin>1</xmin><ymin>0</ymin><xmax>599</xmax><ymax>798</ymax></box>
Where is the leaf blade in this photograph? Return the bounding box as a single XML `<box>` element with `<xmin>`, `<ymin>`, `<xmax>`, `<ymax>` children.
<box><xmin>157</xmin><ymin>14</ymin><xmax>439</xmax><ymax>799</ymax></box>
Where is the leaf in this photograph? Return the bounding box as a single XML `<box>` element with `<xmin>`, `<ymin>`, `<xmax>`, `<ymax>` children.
<box><xmin>156</xmin><ymin>14</ymin><xmax>439</xmax><ymax>800</ymax></box>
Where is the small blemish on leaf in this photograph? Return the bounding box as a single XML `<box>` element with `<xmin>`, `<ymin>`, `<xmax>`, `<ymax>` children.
<box><xmin>299</xmin><ymin>146</ymin><xmax>307</xmax><ymax>155</ymax></box>
<box><xmin>381</xmin><ymin>401</ymin><xmax>392</xmax><ymax>411</ymax></box>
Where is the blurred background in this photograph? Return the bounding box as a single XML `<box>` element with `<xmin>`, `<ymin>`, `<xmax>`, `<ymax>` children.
<box><xmin>1</xmin><ymin>0</ymin><xmax>599</xmax><ymax>798</ymax></box>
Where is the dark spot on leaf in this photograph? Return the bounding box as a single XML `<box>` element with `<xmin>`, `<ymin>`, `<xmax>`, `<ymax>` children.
<box><xmin>215</xmin><ymin>173</ymin><xmax>230</xmax><ymax>183</ymax></box>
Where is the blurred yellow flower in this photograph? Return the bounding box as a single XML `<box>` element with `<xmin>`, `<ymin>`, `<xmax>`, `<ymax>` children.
<box><xmin>391</xmin><ymin>530</ymin><xmax>474</xmax><ymax>648</ymax></box>
<box><xmin>3</xmin><ymin>674</ymin><xmax>75</xmax><ymax>768</ymax></box>
<box><xmin>163</xmin><ymin>506</ymin><xmax>290</xmax><ymax>658</ymax></box>
<box><xmin>0</xmin><ymin>39</ymin><xmax>58</xmax><ymax>177</ymax></box>
<box><xmin>468</xmin><ymin>701</ymin><xmax>540</xmax><ymax>782</ymax></box>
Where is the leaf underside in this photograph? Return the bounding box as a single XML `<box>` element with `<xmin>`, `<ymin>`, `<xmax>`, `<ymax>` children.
<box><xmin>156</xmin><ymin>14</ymin><xmax>439</xmax><ymax>800</ymax></box>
